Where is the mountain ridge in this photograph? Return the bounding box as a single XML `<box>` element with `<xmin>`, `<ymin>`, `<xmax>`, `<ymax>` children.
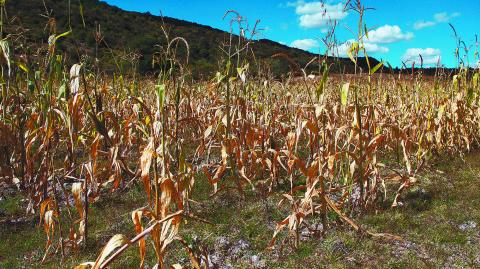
<box><xmin>6</xmin><ymin>0</ymin><xmax>379</xmax><ymax>78</ymax></box>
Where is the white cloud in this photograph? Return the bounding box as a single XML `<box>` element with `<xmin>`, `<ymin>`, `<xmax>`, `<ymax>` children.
<box><xmin>434</xmin><ymin>12</ymin><xmax>460</xmax><ymax>23</ymax></box>
<box><xmin>334</xmin><ymin>42</ymin><xmax>349</xmax><ymax>57</ymax></box>
<box><xmin>363</xmin><ymin>42</ymin><xmax>390</xmax><ymax>54</ymax></box>
<box><xmin>296</xmin><ymin>2</ymin><xmax>343</xmax><ymax>15</ymax></box>
<box><xmin>414</xmin><ymin>21</ymin><xmax>436</xmax><ymax>30</ymax></box>
<box><xmin>333</xmin><ymin>39</ymin><xmax>389</xmax><ymax>57</ymax></box>
<box><xmin>414</xmin><ymin>12</ymin><xmax>460</xmax><ymax>30</ymax></box>
<box><xmin>287</xmin><ymin>1</ymin><xmax>348</xmax><ymax>29</ymax></box>
<box><xmin>284</xmin><ymin>0</ymin><xmax>304</xmax><ymax>8</ymax></box>
<box><xmin>367</xmin><ymin>25</ymin><xmax>414</xmax><ymax>43</ymax></box>
<box><xmin>291</xmin><ymin>39</ymin><xmax>320</xmax><ymax>51</ymax></box>
<box><xmin>402</xmin><ymin>48</ymin><xmax>441</xmax><ymax>65</ymax></box>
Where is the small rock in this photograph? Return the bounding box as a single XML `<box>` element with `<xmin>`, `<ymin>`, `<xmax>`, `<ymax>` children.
<box><xmin>300</xmin><ymin>223</ymin><xmax>324</xmax><ymax>241</ymax></box>
<box><xmin>300</xmin><ymin>228</ymin><xmax>310</xmax><ymax>241</ymax></box>
<box><xmin>209</xmin><ymin>253</ymin><xmax>222</xmax><ymax>266</ymax></box>
<box><xmin>392</xmin><ymin>240</ymin><xmax>418</xmax><ymax>258</ymax></box>
<box><xmin>351</xmin><ymin>186</ymin><xmax>361</xmax><ymax>204</ymax></box>
<box><xmin>466</xmin><ymin>235</ymin><xmax>479</xmax><ymax>245</ymax></box>
<box><xmin>459</xmin><ymin>221</ymin><xmax>477</xmax><ymax>231</ymax></box>
<box><xmin>251</xmin><ymin>255</ymin><xmax>266</xmax><ymax>268</ymax></box>
<box><xmin>474</xmin><ymin>254</ymin><xmax>480</xmax><ymax>265</ymax></box>
<box><xmin>215</xmin><ymin>236</ymin><xmax>230</xmax><ymax>250</ymax></box>
<box><xmin>332</xmin><ymin>240</ymin><xmax>349</xmax><ymax>255</ymax></box>
<box><xmin>229</xmin><ymin>239</ymin><xmax>250</xmax><ymax>256</ymax></box>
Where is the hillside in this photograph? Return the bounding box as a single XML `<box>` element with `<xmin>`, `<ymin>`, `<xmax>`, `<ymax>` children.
<box><xmin>5</xmin><ymin>0</ymin><xmax>378</xmax><ymax>78</ymax></box>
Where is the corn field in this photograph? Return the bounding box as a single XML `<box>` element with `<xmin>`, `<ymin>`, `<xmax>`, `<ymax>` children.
<box><xmin>0</xmin><ymin>0</ymin><xmax>479</xmax><ymax>268</ymax></box>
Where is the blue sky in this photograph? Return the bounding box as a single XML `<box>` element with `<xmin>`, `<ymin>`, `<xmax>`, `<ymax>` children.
<box><xmin>104</xmin><ymin>0</ymin><xmax>479</xmax><ymax>67</ymax></box>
